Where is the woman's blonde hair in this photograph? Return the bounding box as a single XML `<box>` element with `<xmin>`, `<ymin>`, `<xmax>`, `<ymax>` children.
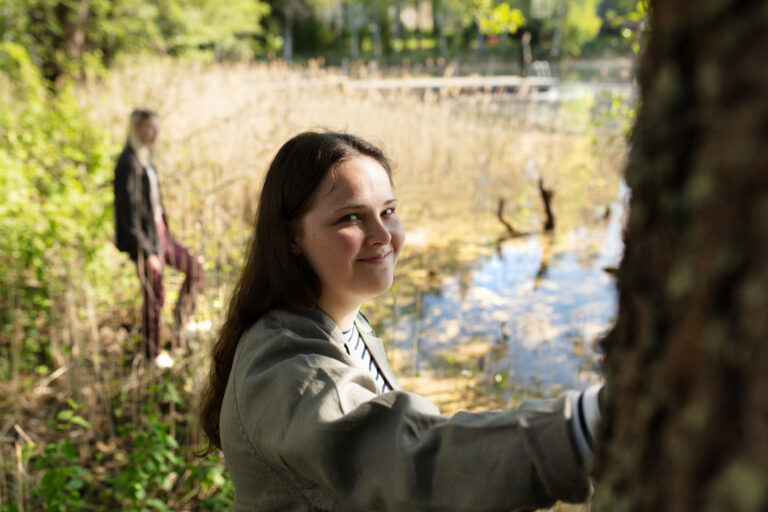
<box><xmin>126</xmin><ymin>108</ymin><xmax>157</xmax><ymax>166</ymax></box>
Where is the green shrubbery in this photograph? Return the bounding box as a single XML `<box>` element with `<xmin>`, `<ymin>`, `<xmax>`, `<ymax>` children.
<box><xmin>17</xmin><ymin>396</ymin><xmax>234</xmax><ymax>511</ymax></box>
<box><xmin>0</xmin><ymin>40</ymin><xmax>235</xmax><ymax>511</ymax></box>
<box><xmin>0</xmin><ymin>41</ymin><xmax>118</xmax><ymax>375</ymax></box>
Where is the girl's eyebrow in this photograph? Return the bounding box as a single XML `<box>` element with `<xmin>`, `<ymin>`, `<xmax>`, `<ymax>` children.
<box><xmin>332</xmin><ymin>198</ymin><xmax>397</xmax><ymax>214</ymax></box>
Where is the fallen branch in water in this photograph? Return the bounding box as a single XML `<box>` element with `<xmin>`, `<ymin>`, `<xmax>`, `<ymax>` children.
<box><xmin>495</xmin><ymin>180</ymin><xmax>557</xmax><ymax>257</ymax></box>
<box><xmin>496</xmin><ymin>198</ymin><xmax>524</xmax><ymax>238</ymax></box>
<box><xmin>538</xmin><ymin>179</ymin><xmax>555</xmax><ymax>231</ymax></box>
<box><xmin>496</xmin><ymin>178</ymin><xmax>556</xmax><ymax>239</ymax></box>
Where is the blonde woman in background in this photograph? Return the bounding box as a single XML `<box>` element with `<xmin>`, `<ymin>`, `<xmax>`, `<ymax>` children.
<box><xmin>114</xmin><ymin>108</ymin><xmax>204</xmax><ymax>367</ymax></box>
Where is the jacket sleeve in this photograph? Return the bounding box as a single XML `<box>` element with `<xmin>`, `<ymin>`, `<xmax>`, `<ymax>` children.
<box><xmin>114</xmin><ymin>151</ymin><xmax>158</xmax><ymax>258</ymax></box>
<box><xmin>233</xmin><ymin>324</ymin><xmax>591</xmax><ymax>512</ymax></box>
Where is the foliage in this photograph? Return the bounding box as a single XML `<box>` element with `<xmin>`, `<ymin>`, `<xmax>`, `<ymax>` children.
<box><xmin>32</xmin><ymin>440</ymin><xmax>89</xmax><ymax>512</ymax></box>
<box><xmin>0</xmin><ymin>41</ymin><xmax>116</xmax><ymax>371</ymax></box>
<box><xmin>560</xmin><ymin>0</ymin><xmax>604</xmax><ymax>56</ymax></box>
<box><xmin>601</xmin><ymin>0</ymin><xmax>648</xmax><ymax>54</ymax></box>
<box><xmin>109</xmin><ymin>416</ymin><xmax>182</xmax><ymax>509</ymax></box>
<box><xmin>0</xmin><ymin>0</ymin><xmax>270</xmax><ymax>83</ymax></box>
<box><xmin>430</xmin><ymin>0</ymin><xmax>526</xmax><ymax>36</ymax></box>
<box><xmin>153</xmin><ymin>0</ymin><xmax>270</xmax><ymax>55</ymax></box>
<box><xmin>0</xmin><ymin>0</ymin><xmax>645</xmax><ymax>76</ymax></box>
<box><xmin>473</xmin><ymin>0</ymin><xmax>526</xmax><ymax>35</ymax></box>
<box><xmin>14</xmin><ymin>390</ymin><xmax>235</xmax><ymax>511</ymax></box>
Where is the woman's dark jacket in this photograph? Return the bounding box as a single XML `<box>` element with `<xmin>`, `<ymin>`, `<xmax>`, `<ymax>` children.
<box><xmin>113</xmin><ymin>144</ymin><xmax>166</xmax><ymax>261</ymax></box>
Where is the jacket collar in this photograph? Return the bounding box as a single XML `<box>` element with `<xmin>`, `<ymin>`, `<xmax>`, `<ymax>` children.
<box><xmin>289</xmin><ymin>308</ymin><xmax>402</xmax><ymax>392</ymax></box>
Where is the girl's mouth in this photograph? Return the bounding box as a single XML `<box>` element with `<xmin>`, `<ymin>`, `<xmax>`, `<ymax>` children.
<box><xmin>359</xmin><ymin>251</ymin><xmax>391</xmax><ymax>264</ymax></box>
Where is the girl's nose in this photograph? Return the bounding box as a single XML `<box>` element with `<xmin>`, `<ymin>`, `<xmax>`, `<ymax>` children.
<box><xmin>366</xmin><ymin>217</ymin><xmax>392</xmax><ymax>245</ymax></box>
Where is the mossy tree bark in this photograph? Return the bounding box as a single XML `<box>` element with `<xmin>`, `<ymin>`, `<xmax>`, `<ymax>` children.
<box><xmin>594</xmin><ymin>1</ymin><xmax>768</xmax><ymax>511</ymax></box>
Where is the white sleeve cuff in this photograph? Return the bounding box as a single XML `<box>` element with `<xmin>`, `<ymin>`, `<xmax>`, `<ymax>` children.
<box><xmin>568</xmin><ymin>384</ymin><xmax>603</xmax><ymax>466</ymax></box>
<box><xmin>582</xmin><ymin>383</ymin><xmax>603</xmax><ymax>441</ymax></box>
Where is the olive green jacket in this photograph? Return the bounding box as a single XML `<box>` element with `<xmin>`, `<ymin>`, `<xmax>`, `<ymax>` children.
<box><xmin>219</xmin><ymin>308</ymin><xmax>590</xmax><ymax>511</ymax></box>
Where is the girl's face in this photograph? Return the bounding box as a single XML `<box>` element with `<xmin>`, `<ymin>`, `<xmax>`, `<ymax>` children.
<box><xmin>139</xmin><ymin>116</ymin><xmax>159</xmax><ymax>147</ymax></box>
<box><xmin>296</xmin><ymin>155</ymin><xmax>405</xmax><ymax>320</ymax></box>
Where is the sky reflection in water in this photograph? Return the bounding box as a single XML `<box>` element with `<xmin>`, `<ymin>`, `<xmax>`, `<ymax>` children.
<box><xmin>389</xmin><ymin>182</ymin><xmax>628</xmax><ymax>392</ymax></box>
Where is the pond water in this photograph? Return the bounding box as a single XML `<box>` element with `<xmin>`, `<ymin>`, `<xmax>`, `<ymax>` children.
<box><xmin>387</xmin><ymin>181</ymin><xmax>628</xmax><ymax>398</ymax></box>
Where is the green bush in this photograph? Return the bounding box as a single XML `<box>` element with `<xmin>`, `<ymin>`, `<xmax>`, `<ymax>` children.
<box><xmin>32</xmin><ymin>440</ymin><xmax>89</xmax><ymax>512</ymax></box>
<box><xmin>0</xmin><ymin>41</ymin><xmax>117</xmax><ymax>373</ymax></box>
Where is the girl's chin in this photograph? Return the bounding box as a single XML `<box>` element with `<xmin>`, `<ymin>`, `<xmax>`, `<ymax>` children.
<box><xmin>360</xmin><ymin>280</ymin><xmax>394</xmax><ymax>300</ymax></box>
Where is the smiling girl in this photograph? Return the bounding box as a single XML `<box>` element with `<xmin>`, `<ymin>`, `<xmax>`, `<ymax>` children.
<box><xmin>199</xmin><ymin>132</ymin><xmax>602</xmax><ymax>511</ymax></box>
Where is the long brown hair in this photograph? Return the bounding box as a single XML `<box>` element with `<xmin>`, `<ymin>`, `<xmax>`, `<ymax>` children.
<box><xmin>199</xmin><ymin>132</ymin><xmax>392</xmax><ymax>452</ymax></box>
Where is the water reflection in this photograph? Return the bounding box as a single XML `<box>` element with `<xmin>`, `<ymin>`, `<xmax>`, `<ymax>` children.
<box><xmin>386</xmin><ymin>182</ymin><xmax>628</xmax><ymax>398</ymax></box>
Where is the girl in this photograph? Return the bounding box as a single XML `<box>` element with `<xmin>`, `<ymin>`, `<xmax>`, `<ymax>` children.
<box><xmin>200</xmin><ymin>132</ymin><xmax>602</xmax><ymax>511</ymax></box>
<box><xmin>114</xmin><ymin>108</ymin><xmax>204</xmax><ymax>367</ymax></box>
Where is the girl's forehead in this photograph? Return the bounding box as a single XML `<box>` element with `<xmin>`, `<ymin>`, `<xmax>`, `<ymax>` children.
<box><xmin>308</xmin><ymin>157</ymin><xmax>393</xmax><ymax>211</ymax></box>
<box><xmin>325</xmin><ymin>159</ymin><xmax>390</xmax><ymax>195</ymax></box>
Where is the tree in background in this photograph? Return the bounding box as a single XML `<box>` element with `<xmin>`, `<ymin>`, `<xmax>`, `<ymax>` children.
<box><xmin>557</xmin><ymin>0</ymin><xmax>603</xmax><ymax>57</ymax></box>
<box><xmin>265</xmin><ymin>0</ymin><xmax>309</xmax><ymax>60</ymax></box>
<box><xmin>595</xmin><ymin>0</ymin><xmax>768</xmax><ymax>509</ymax></box>
<box><xmin>0</xmin><ymin>0</ymin><xmax>269</xmax><ymax>85</ymax></box>
<box><xmin>401</xmin><ymin>0</ymin><xmax>526</xmax><ymax>58</ymax></box>
<box><xmin>600</xmin><ymin>0</ymin><xmax>647</xmax><ymax>55</ymax></box>
<box><xmin>153</xmin><ymin>0</ymin><xmax>270</xmax><ymax>58</ymax></box>
<box><xmin>521</xmin><ymin>0</ymin><xmax>605</xmax><ymax>59</ymax></box>
<box><xmin>472</xmin><ymin>0</ymin><xmax>525</xmax><ymax>36</ymax></box>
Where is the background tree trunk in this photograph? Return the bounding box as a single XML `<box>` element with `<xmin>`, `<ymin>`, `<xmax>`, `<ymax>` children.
<box><xmin>595</xmin><ymin>1</ymin><xmax>768</xmax><ymax>511</ymax></box>
<box><xmin>283</xmin><ymin>6</ymin><xmax>294</xmax><ymax>60</ymax></box>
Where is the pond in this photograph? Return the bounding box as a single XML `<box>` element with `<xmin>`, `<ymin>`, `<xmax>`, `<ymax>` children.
<box><xmin>385</xmin><ymin>181</ymin><xmax>628</xmax><ymax>402</ymax></box>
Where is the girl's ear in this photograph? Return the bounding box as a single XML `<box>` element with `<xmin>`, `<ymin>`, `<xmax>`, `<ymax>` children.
<box><xmin>285</xmin><ymin>221</ymin><xmax>301</xmax><ymax>256</ymax></box>
<box><xmin>288</xmin><ymin>236</ymin><xmax>301</xmax><ymax>256</ymax></box>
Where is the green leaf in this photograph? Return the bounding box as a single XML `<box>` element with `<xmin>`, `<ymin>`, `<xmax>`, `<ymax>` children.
<box><xmin>69</xmin><ymin>415</ymin><xmax>92</xmax><ymax>429</ymax></box>
<box><xmin>60</xmin><ymin>441</ymin><xmax>78</xmax><ymax>462</ymax></box>
<box><xmin>57</xmin><ymin>410</ymin><xmax>73</xmax><ymax>422</ymax></box>
<box><xmin>146</xmin><ymin>497</ymin><xmax>171</xmax><ymax>511</ymax></box>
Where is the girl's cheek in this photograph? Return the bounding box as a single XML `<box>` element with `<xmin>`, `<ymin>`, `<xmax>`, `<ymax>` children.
<box><xmin>335</xmin><ymin>231</ymin><xmax>362</xmax><ymax>253</ymax></box>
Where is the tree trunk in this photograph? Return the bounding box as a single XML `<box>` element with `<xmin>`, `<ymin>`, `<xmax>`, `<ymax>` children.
<box><xmin>345</xmin><ymin>3</ymin><xmax>361</xmax><ymax>60</ymax></box>
<box><xmin>594</xmin><ymin>1</ymin><xmax>768</xmax><ymax>511</ymax></box>
<box><xmin>32</xmin><ymin>1</ymin><xmax>86</xmax><ymax>85</ymax></box>
<box><xmin>283</xmin><ymin>7</ymin><xmax>294</xmax><ymax>60</ymax></box>
<box><xmin>475</xmin><ymin>26</ymin><xmax>484</xmax><ymax>56</ymax></box>
<box><xmin>549</xmin><ymin>0</ymin><xmax>565</xmax><ymax>59</ymax></box>
<box><xmin>350</xmin><ymin>28</ymin><xmax>359</xmax><ymax>60</ymax></box>
<box><xmin>433</xmin><ymin>0</ymin><xmax>446</xmax><ymax>58</ymax></box>
<box><xmin>395</xmin><ymin>3</ymin><xmax>403</xmax><ymax>53</ymax></box>
<box><xmin>370</xmin><ymin>0</ymin><xmax>391</xmax><ymax>56</ymax></box>
<box><xmin>373</xmin><ymin>21</ymin><xmax>382</xmax><ymax>60</ymax></box>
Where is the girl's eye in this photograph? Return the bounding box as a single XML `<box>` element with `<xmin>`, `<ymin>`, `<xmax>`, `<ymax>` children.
<box><xmin>382</xmin><ymin>207</ymin><xmax>395</xmax><ymax>216</ymax></box>
<box><xmin>339</xmin><ymin>213</ymin><xmax>359</xmax><ymax>223</ymax></box>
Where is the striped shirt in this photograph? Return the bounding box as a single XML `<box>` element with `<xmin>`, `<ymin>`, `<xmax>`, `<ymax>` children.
<box><xmin>343</xmin><ymin>325</ymin><xmax>390</xmax><ymax>394</ymax></box>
